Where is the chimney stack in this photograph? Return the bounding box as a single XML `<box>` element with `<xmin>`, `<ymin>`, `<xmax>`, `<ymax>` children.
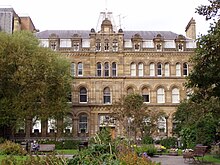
<box><xmin>185</xmin><ymin>18</ymin><xmax>196</xmax><ymax>40</ymax></box>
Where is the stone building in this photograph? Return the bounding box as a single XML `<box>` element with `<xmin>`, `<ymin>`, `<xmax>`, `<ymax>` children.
<box><xmin>0</xmin><ymin>7</ymin><xmax>37</xmax><ymax>33</ymax></box>
<box><xmin>31</xmin><ymin>12</ymin><xmax>197</xmax><ymax>141</ymax></box>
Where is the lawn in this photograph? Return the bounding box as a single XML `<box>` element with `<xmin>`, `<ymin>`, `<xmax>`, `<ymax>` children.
<box><xmin>204</xmin><ymin>155</ymin><xmax>220</xmax><ymax>164</ymax></box>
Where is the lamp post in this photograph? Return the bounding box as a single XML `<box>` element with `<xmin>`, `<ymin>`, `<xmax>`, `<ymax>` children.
<box><xmin>165</xmin><ymin>115</ymin><xmax>169</xmax><ymax>137</ymax></box>
<box><xmin>128</xmin><ymin>117</ymin><xmax>131</xmax><ymax>146</ymax></box>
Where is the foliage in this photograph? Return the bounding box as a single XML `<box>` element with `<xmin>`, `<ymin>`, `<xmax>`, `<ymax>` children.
<box><xmin>180</xmin><ymin>127</ymin><xmax>196</xmax><ymax>149</ymax></box>
<box><xmin>174</xmin><ymin>1</ymin><xmax>220</xmax><ymax>146</ymax></box>
<box><xmin>196</xmin><ymin>0</ymin><xmax>220</xmax><ymax>20</ymax></box>
<box><xmin>0</xmin><ymin>31</ymin><xmax>72</xmax><ymax>137</ymax></box>
<box><xmin>159</xmin><ymin>137</ymin><xmax>177</xmax><ymax>149</ymax></box>
<box><xmin>195</xmin><ymin>113</ymin><xmax>217</xmax><ymax>145</ymax></box>
<box><xmin>118</xmin><ymin>145</ymin><xmax>159</xmax><ymax>165</ymax></box>
<box><xmin>111</xmin><ymin>93</ymin><xmax>165</xmax><ymax>141</ymax></box>
<box><xmin>1</xmin><ymin>154</ymin><xmax>68</xmax><ymax>165</ymax></box>
<box><xmin>134</xmin><ymin>144</ymin><xmax>157</xmax><ymax>157</ymax></box>
<box><xmin>0</xmin><ymin>140</ymin><xmax>26</xmax><ymax>156</ymax></box>
<box><xmin>142</xmin><ymin>136</ymin><xmax>154</xmax><ymax>145</ymax></box>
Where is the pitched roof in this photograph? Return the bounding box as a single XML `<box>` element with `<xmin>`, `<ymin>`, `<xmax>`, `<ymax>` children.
<box><xmin>36</xmin><ymin>30</ymin><xmax>182</xmax><ymax>40</ymax></box>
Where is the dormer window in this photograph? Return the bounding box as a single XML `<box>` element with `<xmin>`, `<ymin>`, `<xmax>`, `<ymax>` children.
<box><xmin>131</xmin><ymin>33</ymin><xmax>142</xmax><ymax>52</ymax></box>
<box><xmin>134</xmin><ymin>43</ymin><xmax>140</xmax><ymax>51</ymax></box>
<box><xmin>73</xmin><ymin>42</ymin><xmax>79</xmax><ymax>51</ymax></box>
<box><xmin>175</xmin><ymin>35</ymin><xmax>186</xmax><ymax>52</ymax></box>
<box><xmin>178</xmin><ymin>43</ymin><xmax>184</xmax><ymax>51</ymax></box>
<box><xmin>153</xmin><ymin>34</ymin><xmax>164</xmax><ymax>52</ymax></box>
<box><xmin>104</xmin><ymin>39</ymin><xmax>109</xmax><ymax>51</ymax></box>
<box><xmin>112</xmin><ymin>39</ymin><xmax>118</xmax><ymax>52</ymax></box>
<box><xmin>50</xmin><ymin>42</ymin><xmax>57</xmax><ymax>50</ymax></box>
<box><xmin>49</xmin><ymin>33</ymin><xmax>59</xmax><ymax>51</ymax></box>
<box><xmin>96</xmin><ymin>39</ymin><xmax>101</xmax><ymax>51</ymax></box>
<box><xmin>156</xmin><ymin>43</ymin><xmax>162</xmax><ymax>51</ymax></box>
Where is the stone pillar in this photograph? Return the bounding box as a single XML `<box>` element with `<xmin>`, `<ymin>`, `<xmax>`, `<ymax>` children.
<box><xmin>73</xmin><ymin>116</ymin><xmax>78</xmax><ymax>138</ymax></box>
<box><xmin>25</xmin><ymin>118</ymin><xmax>31</xmax><ymax>139</ymax></box>
<box><xmin>41</xmin><ymin>120</ymin><xmax>47</xmax><ymax>137</ymax></box>
<box><xmin>56</xmin><ymin>119</ymin><xmax>63</xmax><ymax>139</ymax></box>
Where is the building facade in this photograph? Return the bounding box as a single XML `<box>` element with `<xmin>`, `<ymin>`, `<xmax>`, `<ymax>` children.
<box><xmin>31</xmin><ymin>12</ymin><xmax>196</xmax><ymax>140</ymax></box>
<box><xmin>0</xmin><ymin>7</ymin><xmax>37</xmax><ymax>33</ymax></box>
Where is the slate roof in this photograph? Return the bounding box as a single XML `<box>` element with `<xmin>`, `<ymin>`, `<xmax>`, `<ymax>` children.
<box><xmin>36</xmin><ymin>30</ymin><xmax>183</xmax><ymax>40</ymax></box>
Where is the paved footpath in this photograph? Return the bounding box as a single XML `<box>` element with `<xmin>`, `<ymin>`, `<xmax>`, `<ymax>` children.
<box><xmin>151</xmin><ymin>155</ymin><xmax>215</xmax><ymax>165</ymax></box>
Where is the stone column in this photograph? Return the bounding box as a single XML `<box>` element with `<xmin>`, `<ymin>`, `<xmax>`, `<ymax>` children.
<box><xmin>73</xmin><ymin>116</ymin><xmax>78</xmax><ymax>138</ymax></box>
<box><xmin>25</xmin><ymin>118</ymin><xmax>31</xmax><ymax>139</ymax></box>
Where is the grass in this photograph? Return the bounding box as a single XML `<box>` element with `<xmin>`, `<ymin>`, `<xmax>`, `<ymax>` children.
<box><xmin>0</xmin><ymin>155</ymin><xmax>27</xmax><ymax>164</ymax></box>
<box><xmin>56</xmin><ymin>149</ymin><xmax>78</xmax><ymax>155</ymax></box>
<box><xmin>203</xmin><ymin>155</ymin><xmax>220</xmax><ymax>164</ymax></box>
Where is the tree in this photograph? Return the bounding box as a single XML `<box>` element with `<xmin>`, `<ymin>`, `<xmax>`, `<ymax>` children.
<box><xmin>110</xmin><ymin>93</ymin><xmax>165</xmax><ymax>142</ymax></box>
<box><xmin>174</xmin><ymin>1</ymin><xmax>220</xmax><ymax>147</ymax></box>
<box><xmin>0</xmin><ymin>31</ymin><xmax>72</xmax><ymax>138</ymax></box>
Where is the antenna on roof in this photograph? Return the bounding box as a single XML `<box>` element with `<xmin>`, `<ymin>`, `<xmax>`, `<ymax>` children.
<box><xmin>118</xmin><ymin>14</ymin><xmax>126</xmax><ymax>29</ymax></box>
<box><xmin>104</xmin><ymin>0</ymin><xmax>108</xmax><ymax>18</ymax></box>
<box><xmin>96</xmin><ymin>0</ymin><xmax>117</xmax><ymax>32</ymax></box>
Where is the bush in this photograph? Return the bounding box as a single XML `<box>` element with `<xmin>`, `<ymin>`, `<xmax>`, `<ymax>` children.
<box><xmin>1</xmin><ymin>154</ymin><xmax>68</xmax><ymax>165</ymax></box>
<box><xmin>0</xmin><ymin>140</ymin><xmax>27</xmax><ymax>155</ymax></box>
<box><xmin>63</xmin><ymin>140</ymin><xmax>80</xmax><ymax>149</ymax></box>
<box><xmin>160</xmin><ymin>137</ymin><xmax>177</xmax><ymax>149</ymax></box>
<box><xmin>135</xmin><ymin>144</ymin><xmax>157</xmax><ymax>157</ymax></box>
<box><xmin>142</xmin><ymin>136</ymin><xmax>154</xmax><ymax>144</ymax></box>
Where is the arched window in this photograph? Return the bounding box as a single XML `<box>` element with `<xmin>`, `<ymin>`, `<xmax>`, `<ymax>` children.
<box><xmin>103</xmin><ymin>87</ymin><xmax>111</xmax><ymax>104</ymax></box>
<box><xmin>79</xmin><ymin>114</ymin><xmax>88</xmax><ymax>133</ymax></box>
<box><xmin>150</xmin><ymin>63</ymin><xmax>155</xmax><ymax>76</ymax></box>
<box><xmin>127</xmin><ymin>87</ymin><xmax>134</xmax><ymax>94</ymax></box>
<box><xmin>32</xmin><ymin>116</ymin><xmax>41</xmax><ymax>133</ymax></box>
<box><xmin>158</xmin><ymin>116</ymin><xmax>166</xmax><ymax>133</ymax></box>
<box><xmin>63</xmin><ymin>115</ymin><xmax>72</xmax><ymax>133</ymax></box>
<box><xmin>176</xmin><ymin>63</ymin><xmax>181</xmax><ymax>76</ymax></box>
<box><xmin>67</xmin><ymin>92</ymin><xmax>72</xmax><ymax>102</ymax></box>
<box><xmin>157</xmin><ymin>88</ymin><xmax>165</xmax><ymax>103</ymax></box>
<box><xmin>138</xmin><ymin>63</ymin><xmax>144</xmax><ymax>76</ymax></box>
<box><xmin>48</xmin><ymin>118</ymin><xmax>57</xmax><ymax>133</ymax></box>
<box><xmin>112</xmin><ymin>62</ymin><xmax>117</xmax><ymax>76</ymax></box>
<box><xmin>104</xmin><ymin>62</ymin><xmax>110</xmax><ymax>77</ymax></box>
<box><xmin>79</xmin><ymin>87</ymin><xmax>87</xmax><ymax>103</ymax></box>
<box><xmin>157</xmin><ymin>63</ymin><xmax>162</xmax><ymax>76</ymax></box>
<box><xmin>70</xmin><ymin>62</ymin><xmax>75</xmax><ymax>77</ymax></box>
<box><xmin>172</xmin><ymin>88</ymin><xmax>180</xmax><ymax>103</ymax></box>
<box><xmin>78</xmin><ymin>62</ymin><xmax>83</xmax><ymax>76</ymax></box>
<box><xmin>142</xmin><ymin>88</ymin><xmax>150</xmax><ymax>103</ymax></box>
<box><xmin>112</xmin><ymin>39</ymin><xmax>118</xmax><ymax>52</ymax></box>
<box><xmin>96</xmin><ymin>62</ymin><xmax>102</xmax><ymax>76</ymax></box>
<box><xmin>164</xmin><ymin>63</ymin><xmax>170</xmax><ymax>77</ymax></box>
<box><xmin>130</xmin><ymin>63</ymin><xmax>136</xmax><ymax>76</ymax></box>
<box><xmin>183</xmin><ymin>63</ymin><xmax>188</xmax><ymax>76</ymax></box>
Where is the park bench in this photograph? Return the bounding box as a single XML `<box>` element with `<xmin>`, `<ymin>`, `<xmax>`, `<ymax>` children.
<box><xmin>31</xmin><ymin>144</ymin><xmax>55</xmax><ymax>152</ymax></box>
<box><xmin>183</xmin><ymin>145</ymin><xmax>208</xmax><ymax>163</ymax></box>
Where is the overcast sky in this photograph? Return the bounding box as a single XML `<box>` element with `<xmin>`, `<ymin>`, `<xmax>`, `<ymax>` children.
<box><xmin>0</xmin><ymin>0</ymin><xmax>213</xmax><ymax>37</ymax></box>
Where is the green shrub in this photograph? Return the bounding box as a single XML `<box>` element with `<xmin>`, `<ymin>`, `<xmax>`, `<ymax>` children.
<box><xmin>160</xmin><ymin>137</ymin><xmax>177</xmax><ymax>149</ymax></box>
<box><xmin>135</xmin><ymin>144</ymin><xmax>157</xmax><ymax>157</ymax></box>
<box><xmin>1</xmin><ymin>154</ymin><xmax>68</xmax><ymax>165</ymax></box>
<box><xmin>63</xmin><ymin>140</ymin><xmax>80</xmax><ymax>149</ymax></box>
<box><xmin>0</xmin><ymin>140</ymin><xmax>27</xmax><ymax>156</ymax></box>
<box><xmin>0</xmin><ymin>137</ymin><xmax>5</xmax><ymax>144</ymax></box>
<box><xmin>142</xmin><ymin>136</ymin><xmax>154</xmax><ymax>144</ymax></box>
